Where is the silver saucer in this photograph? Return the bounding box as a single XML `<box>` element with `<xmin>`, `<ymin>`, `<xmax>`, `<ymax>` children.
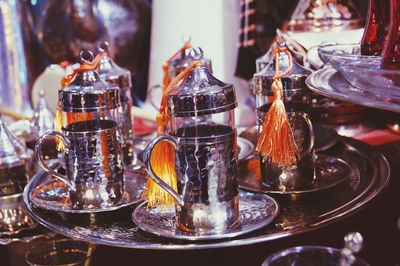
<box><xmin>317</xmin><ymin>43</ymin><xmax>379</xmax><ymax>70</ymax></box>
<box><xmin>0</xmin><ymin>193</ymin><xmax>37</xmax><ymax>237</ymax></box>
<box><xmin>237</xmin><ymin>137</ymin><xmax>254</xmax><ymax>161</ymax></box>
<box><xmin>238</xmin><ymin>154</ymin><xmax>352</xmax><ymax>195</ymax></box>
<box><xmin>306</xmin><ymin>67</ymin><xmax>400</xmax><ymax>113</ymax></box>
<box><xmin>30</xmin><ymin>168</ymin><xmax>146</xmax><ymax>213</ymax></box>
<box><xmin>132</xmin><ymin>190</ymin><xmax>279</xmax><ymax>241</ymax></box>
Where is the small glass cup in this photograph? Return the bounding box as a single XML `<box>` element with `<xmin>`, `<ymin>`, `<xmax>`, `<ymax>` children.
<box><xmin>262</xmin><ymin>246</ymin><xmax>369</xmax><ymax>266</ymax></box>
<box><xmin>25</xmin><ymin>239</ymin><xmax>95</xmax><ymax>266</ymax></box>
<box><xmin>262</xmin><ymin>232</ymin><xmax>369</xmax><ymax>266</ymax></box>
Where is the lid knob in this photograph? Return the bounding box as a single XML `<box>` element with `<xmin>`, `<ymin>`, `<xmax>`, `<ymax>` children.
<box><xmin>79</xmin><ymin>50</ymin><xmax>94</xmax><ymax>63</ymax></box>
<box><xmin>339</xmin><ymin>232</ymin><xmax>364</xmax><ymax>266</ymax></box>
<box><xmin>98</xmin><ymin>41</ymin><xmax>110</xmax><ymax>53</ymax></box>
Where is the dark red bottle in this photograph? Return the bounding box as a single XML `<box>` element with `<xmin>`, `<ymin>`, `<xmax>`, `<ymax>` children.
<box><xmin>361</xmin><ymin>0</ymin><xmax>390</xmax><ymax>56</ymax></box>
<box><xmin>381</xmin><ymin>0</ymin><xmax>400</xmax><ymax>69</ymax></box>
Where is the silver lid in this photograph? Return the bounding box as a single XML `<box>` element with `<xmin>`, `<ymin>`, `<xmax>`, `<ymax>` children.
<box><xmin>286</xmin><ymin>0</ymin><xmax>362</xmax><ymax>32</ymax></box>
<box><xmin>167</xmin><ymin>62</ymin><xmax>237</xmax><ymax>117</ymax></box>
<box><xmin>97</xmin><ymin>41</ymin><xmax>132</xmax><ymax>90</ymax></box>
<box><xmin>253</xmin><ymin>39</ymin><xmax>312</xmax><ymax>96</ymax></box>
<box><xmin>168</xmin><ymin>47</ymin><xmax>212</xmax><ymax>81</ymax></box>
<box><xmin>0</xmin><ymin>116</ymin><xmax>29</xmax><ymax>169</ymax></box>
<box><xmin>59</xmin><ymin>51</ymin><xmax>120</xmax><ymax>112</ymax></box>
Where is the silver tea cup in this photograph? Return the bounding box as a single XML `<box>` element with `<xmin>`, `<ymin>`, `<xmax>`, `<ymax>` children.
<box><xmin>143</xmin><ymin>128</ymin><xmax>238</xmax><ymax>234</ymax></box>
<box><xmin>35</xmin><ymin>120</ymin><xmax>124</xmax><ymax>210</ymax></box>
<box><xmin>257</xmin><ymin>108</ymin><xmax>316</xmax><ymax>191</ymax></box>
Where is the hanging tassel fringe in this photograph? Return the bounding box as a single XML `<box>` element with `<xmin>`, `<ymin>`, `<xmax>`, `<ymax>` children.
<box><xmin>255</xmin><ymin>44</ymin><xmax>299</xmax><ymax>165</ymax></box>
<box><xmin>143</xmin><ymin>58</ymin><xmax>205</xmax><ymax>208</ymax></box>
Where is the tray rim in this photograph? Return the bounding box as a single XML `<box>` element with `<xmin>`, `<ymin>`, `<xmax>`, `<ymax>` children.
<box><xmin>306</xmin><ymin>67</ymin><xmax>400</xmax><ymax>113</ymax></box>
<box><xmin>22</xmin><ymin>137</ymin><xmax>390</xmax><ymax>250</ymax></box>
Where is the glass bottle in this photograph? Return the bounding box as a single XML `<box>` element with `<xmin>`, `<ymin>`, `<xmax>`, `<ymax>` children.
<box><xmin>361</xmin><ymin>0</ymin><xmax>390</xmax><ymax>56</ymax></box>
<box><xmin>381</xmin><ymin>0</ymin><xmax>400</xmax><ymax>69</ymax></box>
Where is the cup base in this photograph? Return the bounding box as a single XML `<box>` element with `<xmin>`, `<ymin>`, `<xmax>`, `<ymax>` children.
<box><xmin>132</xmin><ymin>190</ymin><xmax>279</xmax><ymax>241</ymax></box>
<box><xmin>260</xmin><ymin>154</ymin><xmax>316</xmax><ymax>191</ymax></box>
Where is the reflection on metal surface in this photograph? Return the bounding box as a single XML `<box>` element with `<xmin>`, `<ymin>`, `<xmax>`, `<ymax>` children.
<box><xmin>0</xmin><ymin>0</ymin><xmax>33</xmax><ymax>117</ymax></box>
<box><xmin>132</xmin><ymin>191</ymin><xmax>279</xmax><ymax>241</ymax></box>
<box><xmin>0</xmin><ymin>116</ymin><xmax>30</xmax><ymax>197</ymax></box>
<box><xmin>0</xmin><ymin>229</ymin><xmax>56</xmax><ymax>245</ymax></box>
<box><xmin>306</xmin><ymin>67</ymin><xmax>400</xmax><ymax>113</ymax></box>
<box><xmin>22</xmin><ymin>137</ymin><xmax>390</xmax><ymax>249</ymax></box>
<box><xmin>0</xmin><ymin>193</ymin><xmax>37</xmax><ymax>237</ymax></box>
<box><xmin>30</xmin><ymin>167</ymin><xmax>146</xmax><ymax>213</ymax></box>
<box><xmin>262</xmin><ymin>232</ymin><xmax>369</xmax><ymax>266</ymax></box>
<box><xmin>317</xmin><ymin>43</ymin><xmax>380</xmax><ymax>71</ymax></box>
<box><xmin>286</xmin><ymin>0</ymin><xmax>363</xmax><ymax>32</ymax></box>
<box><xmin>239</xmin><ymin>155</ymin><xmax>352</xmax><ymax>195</ymax></box>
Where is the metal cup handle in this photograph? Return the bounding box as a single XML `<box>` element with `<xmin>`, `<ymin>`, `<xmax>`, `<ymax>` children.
<box><xmin>143</xmin><ymin>135</ymin><xmax>184</xmax><ymax>206</ymax></box>
<box><xmin>34</xmin><ymin>131</ymin><xmax>76</xmax><ymax>191</ymax></box>
<box><xmin>298</xmin><ymin>112</ymin><xmax>315</xmax><ymax>157</ymax></box>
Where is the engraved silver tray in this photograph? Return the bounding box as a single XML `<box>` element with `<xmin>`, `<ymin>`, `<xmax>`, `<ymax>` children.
<box><xmin>23</xmin><ymin>137</ymin><xmax>389</xmax><ymax>250</ymax></box>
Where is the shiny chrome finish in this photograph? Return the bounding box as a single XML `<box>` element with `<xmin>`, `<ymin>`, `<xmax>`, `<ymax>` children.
<box><xmin>238</xmin><ymin>155</ymin><xmax>351</xmax><ymax>195</ymax></box>
<box><xmin>29</xmin><ymin>166</ymin><xmax>146</xmax><ymax>213</ymax></box>
<box><xmin>254</xmin><ymin>41</ymin><xmax>315</xmax><ymax>191</ymax></box>
<box><xmin>97</xmin><ymin>41</ymin><xmax>135</xmax><ymax>167</ymax></box>
<box><xmin>286</xmin><ymin>0</ymin><xmax>363</xmax><ymax>32</ymax></box>
<box><xmin>34</xmin><ymin>123</ymin><xmax>124</xmax><ymax>210</ymax></box>
<box><xmin>133</xmin><ymin>191</ymin><xmax>278</xmax><ymax>241</ymax></box>
<box><xmin>0</xmin><ymin>116</ymin><xmax>30</xmax><ymax>196</ymax></box>
<box><xmin>143</xmin><ymin>130</ymin><xmax>239</xmax><ymax>233</ymax></box>
<box><xmin>168</xmin><ymin>46</ymin><xmax>212</xmax><ymax>81</ymax></box>
<box><xmin>22</xmin><ymin>137</ymin><xmax>390</xmax><ymax>249</ymax></box>
<box><xmin>0</xmin><ymin>193</ymin><xmax>37</xmax><ymax>237</ymax></box>
<box><xmin>35</xmin><ymin>131</ymin><xmax>75</xmax><ymax>191</ymax></box>
<box><xmin>306</xmin><ymin>67</ymin><xmax>400</xmax><ymax>113</ymax></box>
<box><xmin>143</xmin><ymin>135</ymin><xmax>183</xmax><ymax>206</ymax></box>
<box><xmin>0</xmin><ymin>0</ymin><xmax>33</xmax><ymax>117</ymax></box>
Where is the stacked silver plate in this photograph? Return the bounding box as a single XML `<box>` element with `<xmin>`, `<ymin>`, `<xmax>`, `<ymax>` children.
<box><xmin>310</xmin><ymin>43</ymin><xmax>400</xmax><ymax>112</ymax></box>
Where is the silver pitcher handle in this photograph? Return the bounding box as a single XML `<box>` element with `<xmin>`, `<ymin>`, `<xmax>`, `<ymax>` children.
<box><xmin>34</xmin><ymin>131</ymin><xmax>76</xmax><ymax>191</ymax></box>
<box><xmin>299</xmin><ymin>112</ymin><xmax>315</xmax><ymax>157</ymax></box>
<box><xmin>143</xmin><ymin>135</ymin><xmax>184</xmax><ymax>206</ymax></box>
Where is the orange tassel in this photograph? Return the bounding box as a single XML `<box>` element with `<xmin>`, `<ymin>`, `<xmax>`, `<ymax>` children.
<box><xmin>255</xmin><ymin>45</ymin><xmax>299</xmax><ymax>165</ymax></box>
<box><xmin>144</xmin><ymin>55</ymin><xmax>209</xmax><ymax>208</ymax></box>
<box><xmin>143</xmin><ymin>41</ymin><xmax>191</xmax><ymax>207</ymax></box>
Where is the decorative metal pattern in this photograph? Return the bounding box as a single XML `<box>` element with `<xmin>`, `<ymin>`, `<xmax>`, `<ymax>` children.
<box><xmin>132</xmin><ymin>191</ymin><xmax>279</xmax><ymax>241</ymax></box>
<box><xmin>238</xmin><ymin>154</ymin><xmax>354</xmax><ymax>194</ymax></box>
<box><xmin>30</xmin><ymin>168</ymin><xmax>146</xmax><ymax>214</ymax></box>
<box><xmin>23</xmin><ymin>137</ymin><xmax>390</xmax><ymax>249</ymax></box>
<box><xmin>167</xmin><ymin>67</ymin><xmax>237</xmax><ymax>117</ymax></box>
<box><xmin>0</xmin><ymin>193</ymin><xmax>37</xmax><ymax>237</ymax></box>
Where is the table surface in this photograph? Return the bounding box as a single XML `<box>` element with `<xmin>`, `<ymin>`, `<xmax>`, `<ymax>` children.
<box><xmin>1</xmin><ymin>132</ymin><xmax>400</xmax><ymax>266</ymax></box>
